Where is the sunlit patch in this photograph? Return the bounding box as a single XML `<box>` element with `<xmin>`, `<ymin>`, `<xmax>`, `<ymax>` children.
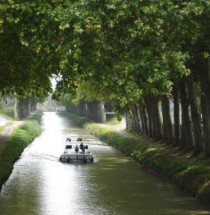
<box><xmin>113</xmin><ymin>159</ymin><xmax>129</xmax><ymax>164</ymax></box>
<box><xmin>101</xmin><ymin>167</ymin><xmax>115</xmax><ymax>170</ymax></box>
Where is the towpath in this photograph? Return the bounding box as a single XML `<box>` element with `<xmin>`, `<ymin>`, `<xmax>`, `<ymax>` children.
<box><xmin>98</xmin><ymin>119</ymin><xmax>210</xmax><ymax>166</ymax></box>
<box><xmin>0</xmin><ymin>117</ymin><xmax>23</xmax><ymax>147</ymax></box>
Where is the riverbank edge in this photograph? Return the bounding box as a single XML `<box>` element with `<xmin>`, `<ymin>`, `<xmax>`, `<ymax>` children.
<box><xmin>64</xmin><ymin>112</ymin><xmax>210</xmax><ymax>208</ymax></box>
<box><xmin>0</xmin><ymin>111</ymin><xmax>43</xmax><ymax>190</ymax></box>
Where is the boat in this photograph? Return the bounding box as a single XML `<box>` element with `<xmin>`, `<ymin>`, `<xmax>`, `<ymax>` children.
<box><xmin>59</xmin><ymin>138</ymin><xmax>94</xmax><ymax>163</ymax></box>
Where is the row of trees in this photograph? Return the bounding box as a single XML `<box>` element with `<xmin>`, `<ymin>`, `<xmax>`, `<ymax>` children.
<box><xmin>50</xmin><ymin>0</ymin><xmax>210</xmax><ymax>155</ymax></box>
<box><xmin>1</xmin><ymin>1</ymin><xmax>210</xmax><ymax>153</ymax></box>
<box><xmin>54</xmin><ymin>0</ymin><xmax>210</xmax><ymax>155</ymax></box>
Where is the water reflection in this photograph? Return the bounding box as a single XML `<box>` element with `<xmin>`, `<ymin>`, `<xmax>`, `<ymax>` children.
<box><xmin>0</xmin><ymin>112</ymin><xmax>209</xmax><ymax>215</ymax></box>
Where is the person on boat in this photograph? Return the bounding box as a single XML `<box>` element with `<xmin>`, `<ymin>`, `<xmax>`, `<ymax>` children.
<box><xmin>80</xmin><ymin>142</ymin><xmax>85</xmax><ymax>153</ymax></box>
<box><xmin>66</xmin><ymin>137</ymin><xmax>71</xmax><ymax>141</ymax></box>
<box><xmin>77</xmin><ymin>137</ymin><xmax>82</xmax><ymax>141</ymax></box>
<box><xmin>75</xmin><ymin>144</ymin><xmax>79</xmax><ymax>153</ymax></box>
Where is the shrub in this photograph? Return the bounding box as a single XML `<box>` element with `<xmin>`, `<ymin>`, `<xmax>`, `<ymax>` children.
<box><xmin>62</xmin><ymin>112</ymin><xmax>90</xmax><ymax>127</ymax></box>
<box><xmin>198</xmin><ymin>181</ymin><xmax>210</xmax><ymax>204</ymax></box>
<box><xmin>28</xmin><ymin>110</ymin><xmax>43</xmax><ymax>123</ymax></box>
<box><xmin>20</xmin><ymin>120</ymin><xmax>42</xmax><ymax>138</ymax></box>
<box><xmin>105</xmin><ymin>116</ymin><xmax>120</xmax><ymax>125</ymax></box>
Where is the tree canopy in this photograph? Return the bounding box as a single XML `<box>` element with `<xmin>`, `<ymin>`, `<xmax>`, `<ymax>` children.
<box><xmin>1</xmin><ymin>0</ymin><xmax>209</xmax><ymax>103</ymax></box>
<box><xmin>1</xmin><ymin>0</ymin><xmax>210</xmax><ymax>152</ymax></box>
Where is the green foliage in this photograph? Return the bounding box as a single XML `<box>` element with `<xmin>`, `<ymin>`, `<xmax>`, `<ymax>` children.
<box><xmin>199</xmin><ymin>181</ymin><xmax>210</xmax><ymax>205</ymax></box>
<box><xmin>0</xmin><ymin>107</ymin><xmax>15</xmax><ymax>119</ymax></box>
<box><xmin>61</xmin><ymin>112</ymin><xmax>90</xmax><ymax>127</ymax></box>
<box><xmin>105</xmin><ymin>116</ymin><xmax>121</xmax><ymax>125</ymax></box>
<box><xmin>175</xmin><ymin>166</ymin><xmax>210</xmax><ymax>196</ymax></box>
<box><xmin>28</xmin><ymin>110</ymin><xmax>43</xmax><ymax>123</ymax></box>
<box><xmin>0</xmin><ymin>0</ymin><xmax>54</xmax><ymax>97</ymax></box>
<box><xmin>0</xmin><ymin>122</ymin><xmax>13</xmax><ymax>132</ymax></box>
<box><xmin>49</xmin><ymin>0</ymin><xmax>209</xmax><ymax>112</ymax></box>
<box><xmin>20</xmin><ymin>120</ymin><xmax>41</xmax><ymax>138</ymax></box>
<box><xmin>1</xmin><ymin>0</ymin><xmax>209</xmax><ymax>113</ymax></box>
<box><xmin>0</xmin><ymin>109</ymin><xmax>15</xmax><ymax>120</ymax></box>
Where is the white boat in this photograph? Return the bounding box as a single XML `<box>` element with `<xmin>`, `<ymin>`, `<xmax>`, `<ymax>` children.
<box><xmin>59</xmin><ymin>143</ymin><xmax>94</xmax><ymax>163</ymax></box>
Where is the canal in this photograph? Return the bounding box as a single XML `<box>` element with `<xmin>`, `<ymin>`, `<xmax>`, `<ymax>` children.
<box><xmin>0</xmin><ymin>112</ymin><xmax>209</xmax><ymax>215</ymax></box>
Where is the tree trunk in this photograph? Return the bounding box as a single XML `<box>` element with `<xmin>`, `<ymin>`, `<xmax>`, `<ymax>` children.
<box><xmin>144</xmin><ymin>96</ymin><xmax>153</xmax><ymax>137</ymax></box>
<box><xmin>200</xmin><ymin>59</ymin><xmax>210</xmax><ymax>155</ymax></box>
<box><xmin>131</xmin><ymin>106</ymin><xmax>137</xmax><ymax>132</ymax></box>
<box><xmin>179</xmin><ymin>80</ymin><xmax>194</xmax><ymax>151</ymax></box>
<box><xmin>136</xmin><ymin>106</ymin><xmax>142</xmax><ymax>134</ymax></box>
<box><xmin>78</xmin><ymin>101</ymin><xmax>88</xmax><ymax>116</ymax></box>
<box><xmin>86</xmin><ymin>101</ymin><xmax>106</xmax><ymax>123</ymax></box>
<box><xmin>161</xmin><ymin>95</ymin><xmax>173</xmax><ymax>144</ymax></box>
<box><xmin>15</xmin><ymin>97</ymin><xmax>30</xmax><ymax>119</ymax></box>
<box><xmin>29</xmin><ymin>97</ymin><xmax>37</xmax><ymax>112</ymax></box>
<box><xmin>133</xmin><ymin>104</ymin><xmax>141</xmax><ymax>133</ymax></box>
<box><xmin>187</xmin><ymin>75</ymin><xmax>203</xmax><ymax>153</ymax></box>
<box><xmin>125</xmin><ymin>113</ymin><xmax>133</xmax><ymax>130</ymax></box>
<box><xmin>172</xmin><ymin>82</ymin><xmax>180</xmax><ymax>146</ymax></box>
<box><xmin>66</xmin><ymin>103</ymin><xmax>77</xmax><ymax>113</ymax></box>
<box><xmin>139</xmin><ymin>106</ymin><xmax>148</xmax><ymax>136</ymax></box>
<box><xmin>150</xmin><ymin>95</ymin><xmax>162</xmax><ymax>140</ymax></box>
<box><xmin>145</xmin><ymin>95</ymin><xmax>162</xmax><ymax>140</ymax></box>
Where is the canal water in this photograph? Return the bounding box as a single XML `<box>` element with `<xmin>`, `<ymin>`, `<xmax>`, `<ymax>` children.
<box><xmin>0</xmin><ymin>112</ymin><xmax>209</xmax><ymax>215</ymax></box>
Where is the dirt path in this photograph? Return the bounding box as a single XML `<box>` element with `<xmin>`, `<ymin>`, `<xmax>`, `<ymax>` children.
<box><xmin>98</xmin><ymin>118</ymin><xmax>137</xmax><ymax>138</ymax></box>
<box><xmin>0</xmin><ymin>115</ymin><xmax>10</xmax><ymax>126</ymax></box>
<box><xmin>0</xmin><ymin>121</ymin><xmax>23</xmax><ymax>147</ymax></box>
<box><xmin>98</xmin><ymin>121</ymin><xmax>210</xmax><ymax>166</ymax></box>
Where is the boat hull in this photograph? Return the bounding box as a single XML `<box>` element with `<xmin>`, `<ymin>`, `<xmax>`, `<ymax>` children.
<box><xmin>59</xmin><ymin>152</ymin><xmax>94</xmax><ymax>163</ymax></box>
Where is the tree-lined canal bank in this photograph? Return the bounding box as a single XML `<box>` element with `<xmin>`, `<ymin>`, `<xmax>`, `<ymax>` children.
<box><xmin>65</xmin><ymin>112</ymin><xmax>210</xmax><ymax>209</ymax></box>
<box><xmin>0</xmin><ymin>112</ymin><xmax>209</xmax><ymax>215</ymax></box>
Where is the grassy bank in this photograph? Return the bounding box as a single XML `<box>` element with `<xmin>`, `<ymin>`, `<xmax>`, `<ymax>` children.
<box><xmin>28</xmin><ymin>110</ymin><xmax>43</xmax><ymax>123</ymax></box>
<box><xmin>66</xmin><ymin>112</ymin><xmax>210</xmax><ymax>208</ymax></box>
<box><xmin>0</xmin><ymin>111</ymin><xmax>42</xmax><ymax>189</ymax></box>
<box><xmin>0</xmin><ymin>122</ymin><xmax>13</xmax><ymax>132</ymax></box>
<box><xmin>0</xmin><ymin>108</ymin><xmax>15</xmax><ymax>120</ymax></box>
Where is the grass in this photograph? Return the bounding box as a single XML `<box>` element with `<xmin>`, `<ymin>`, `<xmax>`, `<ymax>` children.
<box><xmin>0</xmin><ymin>111</ymin><xmax>42</xmax><ymax>190</ymax></box>
<box><xmin>0</xmin><ymin>108</ymin><xmax>43</xmax><ymax>122</ymax></box>
<box><xmin>0</xmin><ymin>109</ymin><xmax>15</xmax><ymax>120</ymax></box>
<box><xmin>105</xmin><ymin>116</ymin><xmax>121</xmax><ymax>125</ymax></box>
<box><xmin>2</xmin><ymin>107</ymin><xmax>15</xmax><ymax>119</ymax></box>
<box><xmin>28</xmin><ymin>110</ymin><xmax>43</xmax><ymax>123</ymax></box>
<box><xmin>60</xmin><ymin>112</ymin><xmax>90</xmax><ymax>126</ymax></box>
<box><xmin>66</xmin><ymin>112</ymin><xmax>210</xmax><ymax>208</ymax></box>
<box><xmin>0</xmin><ymin>122</ymin><xmax>13</xmax><ymax>132</ymax></box>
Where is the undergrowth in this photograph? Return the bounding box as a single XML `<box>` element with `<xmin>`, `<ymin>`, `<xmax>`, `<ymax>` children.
<box><xmin>105</xmin><ymin>116</ymin><xmax>121</xmax><ymax>125</ymax></box>
<box><xmin>0</xmin><ymin>122</ymin><xmax>13</xmax><ymax>132</ymax></box>
<box><xmin>0</xmin><ymin>110</ymin><xmax>15</xmax><ymax>120</ymax></box>
<box><xmin>28</xmin><ymin>110</ymin><xmax>43</xmax><ymax>123</ymax></box>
